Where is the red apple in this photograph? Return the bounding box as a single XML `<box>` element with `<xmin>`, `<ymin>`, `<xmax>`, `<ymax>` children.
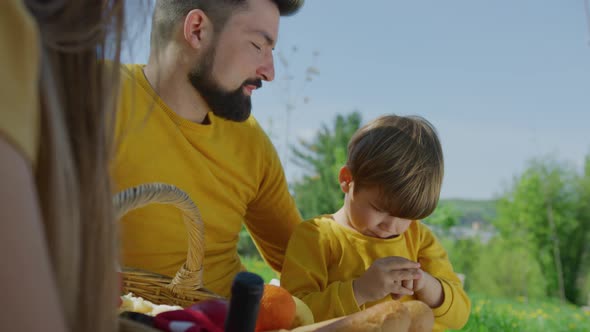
<box><xmin>189</xmin><ymin>299</ymin><xmax>229</xmax><ymax>328</ymax></box>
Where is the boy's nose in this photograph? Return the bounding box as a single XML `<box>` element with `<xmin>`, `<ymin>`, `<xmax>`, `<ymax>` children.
<box><xmin>379</xmin><ymin>221</ymin><xmax>398</xmax><ymax>233</ymax></box>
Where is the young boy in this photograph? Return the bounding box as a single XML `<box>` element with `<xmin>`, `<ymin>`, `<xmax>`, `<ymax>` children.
<box><xmin>281</xmin><ymin>115</ymin><xmax>470</xmax><ymax>331</ymax></box>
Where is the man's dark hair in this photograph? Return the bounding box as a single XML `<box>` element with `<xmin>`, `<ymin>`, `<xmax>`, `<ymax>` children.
<box><xmin>151</xmin><ymin>0</ymin><xmax>303</xmax><ymax>48</ymax></box>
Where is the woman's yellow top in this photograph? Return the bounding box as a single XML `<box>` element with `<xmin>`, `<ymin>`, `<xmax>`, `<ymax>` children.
<box><xmin>0</xmin><ymin>0</ymin><xmax>40</xmax><ymax>163</ymax></box>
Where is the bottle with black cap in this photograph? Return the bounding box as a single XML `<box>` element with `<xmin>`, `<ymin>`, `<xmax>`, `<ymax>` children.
<box><xmin>224</xmin><ymin>271</ymin><xmax>264</xmax><ymax>332</ymax></box>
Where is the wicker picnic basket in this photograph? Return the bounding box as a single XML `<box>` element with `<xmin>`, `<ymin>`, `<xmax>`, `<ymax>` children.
<box><xmin>114</xmin><ymin>183</ymin><xmax>224</xmax><ymax>308</ymax></box>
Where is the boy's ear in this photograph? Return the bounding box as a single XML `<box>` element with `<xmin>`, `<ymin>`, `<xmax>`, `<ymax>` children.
<box><xmin>338</xmin><ymin>166</ymin><xmax>353</xmax><ymax>194</ymax></box>
<box><xmin>183</xmin><ymin>9</ymin><xmax>212</xmax><ymax>51</ymax></box>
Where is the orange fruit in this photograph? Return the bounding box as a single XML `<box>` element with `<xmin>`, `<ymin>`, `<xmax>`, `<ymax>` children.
<box><xmin>255</xmin><ymin>284</ymin><xmax>296</xmax><ymax>331</ymax></box>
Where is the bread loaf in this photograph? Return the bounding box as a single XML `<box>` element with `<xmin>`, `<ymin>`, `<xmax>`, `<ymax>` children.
<box><xmin>286</xmin><ymin>317</ymin><xmax>344</xmax><ymax>332</ymax></box>
<box><xmin>402</xmin><ymin>301</ymin><xmax>434</xmax><ymax>332</ymax></box>
<box><xmin>314</xmin><ymin>300</ymin><xmax>410</xmax><ymax>332</ymax></box>
<box><xmin>275</xmin><ymin>300</ymin><xmax>432</xmax><ymax>332</ymax></box>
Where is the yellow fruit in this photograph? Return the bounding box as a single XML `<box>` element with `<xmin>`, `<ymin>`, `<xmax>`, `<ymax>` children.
<box><xmin>290</xmin><ymin>296</ymin><xmax>315</xmax><ymax>328</ymax></box>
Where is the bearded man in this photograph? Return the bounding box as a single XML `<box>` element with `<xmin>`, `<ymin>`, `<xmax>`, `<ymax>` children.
<box><xmin>113</xmin><ymin>0</ymin><xmax>304</xmax><ymax>297</ymax></box>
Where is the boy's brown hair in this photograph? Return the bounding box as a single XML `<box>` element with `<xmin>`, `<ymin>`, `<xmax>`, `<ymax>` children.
<box><xmin>347</xmin><ymin>115</ymin><xmax>444</xmax><ymax>220</ymax></box>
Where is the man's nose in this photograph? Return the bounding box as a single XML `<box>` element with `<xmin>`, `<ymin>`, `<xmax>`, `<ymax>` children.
<box><xmin>257</xmin><ymin>52</ymin><xmax>275</xmax><ymax>82</ymax></box>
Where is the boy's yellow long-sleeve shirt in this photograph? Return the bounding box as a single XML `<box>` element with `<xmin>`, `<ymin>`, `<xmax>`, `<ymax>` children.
<box><xmin>281</xmin><ymin>216</ymin><xmax>470</xmax><ymax>331</ymax></box>
<box><xmin>112</xmin><ymin>64</ymin><xmax>302</xmax><ymax>297</ymax></box>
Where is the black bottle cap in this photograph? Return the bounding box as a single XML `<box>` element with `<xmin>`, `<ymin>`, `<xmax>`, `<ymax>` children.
<box><xmin>225</xmin><ymin>272</ymin><xmax>265</xmax><ymax>332</ymax></box>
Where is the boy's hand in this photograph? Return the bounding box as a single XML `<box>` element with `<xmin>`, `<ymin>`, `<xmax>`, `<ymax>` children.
<box><xmin>412</xmin><ymin>269</ymin><xmax>445</xmax><ymax>308</ymax></box>
<box><xmin>412</xmin><ymin>269</ymin><xmax>427</xmax><ymax>292</ymax></box>
<box><xmin>353</xmin><ymin>256</ymin><xmax>422</xmax><ymax>306</ymax></box>
<box><xmin>391</xmin><ymin>278</ymin><xmax>418</xmax><ymax>300</ymax></box>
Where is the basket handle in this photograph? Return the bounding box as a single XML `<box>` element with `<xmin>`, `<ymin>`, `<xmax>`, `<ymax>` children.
<box><xmin>114</xmin><ymin>183</ymin><xmax>206</xmax><ymax>294</ymax></box>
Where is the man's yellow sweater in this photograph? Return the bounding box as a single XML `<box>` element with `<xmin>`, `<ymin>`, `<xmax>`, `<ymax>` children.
<box><xmin>112</xmin><ymin>64</ymin><xmax>301</xmax><ymax>296</ymax></box>
<box><xmin>281</xmin><ymin>216</ymin><xmax>470</xmax><ymax>331</ymax></box>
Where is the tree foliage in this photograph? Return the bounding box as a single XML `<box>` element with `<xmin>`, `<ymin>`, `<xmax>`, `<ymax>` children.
<box><xmin>424</xmin><ymin>204</ymin><xmax>461</xmax><ymax>232</ymax></box>
<box><xmin>290</xmin><ymin>112</ymin><xmax>362</xmax><ymax>219</ymax></box>
<box><xmin>494</xmin><ymin>156</ymin><xmax>590</xmax><ymax>304</ymax></box>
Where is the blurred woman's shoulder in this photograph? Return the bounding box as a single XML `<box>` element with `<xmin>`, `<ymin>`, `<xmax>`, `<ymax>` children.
<box><xmin>0</xmin><ymin>0</ymin><xmax>41</xmax><ymax>163</ymax></box>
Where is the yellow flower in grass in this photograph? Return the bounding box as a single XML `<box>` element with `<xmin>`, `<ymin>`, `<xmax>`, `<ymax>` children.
<box><xmin>515</xmin><ymin>310</ymin><xmax>527</xmax><ymax>320</ymax></box>
<box><xmin>528</xmin><ymin>311</ymin><xmax>540</xmax><ymax>320</ymax></box>
<box><xmin>528</xmin><ymin>308</ymin><xmax>546</xmax><ymax>320</ymax></box>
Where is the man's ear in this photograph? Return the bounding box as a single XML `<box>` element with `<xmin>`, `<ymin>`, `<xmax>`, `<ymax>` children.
<box><xmin>338</xmin><ymin>166</ymin><xmax>353</xmax><ymax>194</ymax></box>
<box><xmin>183</xmin><ymin>9</ymin><xmax>212</xmax><ymax>50</ymax></box>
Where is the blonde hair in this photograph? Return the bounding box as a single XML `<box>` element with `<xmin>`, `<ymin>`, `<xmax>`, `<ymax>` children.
<box><xmin>347</xmin><ymin>115</ymin><xmax>444</xmax><ymax>220</ymax></box>
<box><xmin>25</xmin><ymin>0</ymin><xmax>124</xmax><ymax>331</ymax></box>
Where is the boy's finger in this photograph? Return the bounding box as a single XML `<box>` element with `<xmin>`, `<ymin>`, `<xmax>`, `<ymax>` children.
<box><xmin>393</xmin><ymin>285</ymin><xmax>414</xmax><ymax>296</ymax></box>
<box><xmin>402</xmin><ymin>279</ymin><xmax>414</xmax><ymax>290</ymax></box>
<box><xmin>379</xmin><ymin>257</ymin><xmax>420</xmax><ymax>270</ymax></box>
<box><xmin>390</xmin><ymin>269</ymin><xmax>422</xmax><ymax>281</ymax></box>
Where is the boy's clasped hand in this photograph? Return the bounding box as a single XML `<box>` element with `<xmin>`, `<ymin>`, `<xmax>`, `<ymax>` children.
<box><xmin>353</xmin><ymin>256</ymin><xmax>425</xmax><ymax>305</ymax></box>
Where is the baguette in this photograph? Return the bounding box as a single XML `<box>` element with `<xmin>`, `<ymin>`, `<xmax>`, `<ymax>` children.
<box><xmin>402</xmin><ymin>301</ymin><xmax>434</xmax><ymax>332</ymax></box>
<box><xmin>314</xmin><ymin>301</ymin><xmax>410</xmax><ymax>332</ymax></box>
<box><xmin>285</xmin><ymin>317</ymin><xmax>345</xmax><ymax>332</ymax></box>
<box><xmin>272</xmin><ymin>300</ymin><xmax>431</xmax><ymax>332</ymax></box>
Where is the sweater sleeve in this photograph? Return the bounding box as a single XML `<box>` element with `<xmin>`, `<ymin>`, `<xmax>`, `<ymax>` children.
<box><xmin>281</xmin><ymin>221</ymin><xmax>361</xmax><ymax>322</ymax></box>
<box><xmin>418</xmin><ymin>223</ymin><xmax>471</xmax><ymax>329</ymax></box>
<box><xmin>244</xmin><ymin>128</ymin><xmax>302</xmax><ymax>273</ymax></box>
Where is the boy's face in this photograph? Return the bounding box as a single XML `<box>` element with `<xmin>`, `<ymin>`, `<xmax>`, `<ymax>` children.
<box><xmin>344</xmin><ymin>185</ymin><xmax>413</xmax><ymax>239</ymax></box>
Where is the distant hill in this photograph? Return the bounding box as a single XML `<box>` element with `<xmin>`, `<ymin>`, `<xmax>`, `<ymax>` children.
<box><xmin>438</xmin><ymin>199</ymin><xmax>498</xmax><ymax>226</ymax></box>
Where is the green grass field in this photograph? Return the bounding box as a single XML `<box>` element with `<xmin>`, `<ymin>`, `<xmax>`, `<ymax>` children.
<box><xmin>463</xmin><ymin>294</ymin><xmax>590</xmax><ymax>332</ymax></box>
<box><xmin>241</xmin><ymin>257</ymin><xmax>590</xmax><ymax>331</ymax></box>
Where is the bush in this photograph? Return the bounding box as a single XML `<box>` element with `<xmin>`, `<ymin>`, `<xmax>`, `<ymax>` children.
<box><xmin>444</xmin><ymin>237</ymin><xmax>546</xmax><ymax>299</ymax></box>
<box><xmin>237</xmin><ymin>226</ymin><xmax>262</xmax><ymax>259</ymax></box>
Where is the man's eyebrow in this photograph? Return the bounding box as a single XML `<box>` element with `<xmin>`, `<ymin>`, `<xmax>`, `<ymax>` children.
<box><xmin>248</xmin><ymin>29</ymin><xmax>276</xmax><ymax>47</ymax></box>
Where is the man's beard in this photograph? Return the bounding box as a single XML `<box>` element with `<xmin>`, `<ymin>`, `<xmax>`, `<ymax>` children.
<box><xmin>188</xmin><ymin>44</ymin><xmax>261</xmax><ymax>122</ymax></box>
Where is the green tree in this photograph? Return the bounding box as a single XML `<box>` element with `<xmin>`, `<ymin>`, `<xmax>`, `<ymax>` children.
<box><xmin>573</xmin><ymin>155</ymin><xmax>590</xmax><ymax>304</ymax></box>
<box><xmin>290</xmin><ymin>112</ymin><xmax>362</xmax><ymax>219</ymax></box>
<box><xmin>237</xmin><ymin>226</ymin><xmax>261</xmax><ymax>259</ymax></box>
<box><xmin>495</xmin><ymin>156</ymin><xmax>589</xmax><ymax>304</ymax></box>
<box><xmin>467</xmin><ymin>237</ymin><xmax>547</xmax><ymax>299</ymax></box>
<box><xmin>424</xmin><ymin>203</ymin><xmax>461</xmax><ymax>235</ymax></box>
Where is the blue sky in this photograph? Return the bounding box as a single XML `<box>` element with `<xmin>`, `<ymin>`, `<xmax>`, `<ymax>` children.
<box><xmin>123</xmin><ymin>1</ymin><xmax>590</xmax><ymax>200</ymax></box>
